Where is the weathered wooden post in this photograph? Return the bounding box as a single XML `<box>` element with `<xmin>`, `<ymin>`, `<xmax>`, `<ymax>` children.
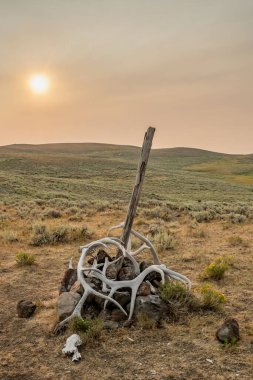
<box><xmin>121</xmin><ymin>126</ymin><xmax>155</xmax><ymax>247</ymax></box>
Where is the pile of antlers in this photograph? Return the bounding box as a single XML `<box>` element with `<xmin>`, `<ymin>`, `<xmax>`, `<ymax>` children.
<box><xmin>58</xmin><ymin>223</ymin><xmax>191</xmax><ymax>329</ymax></box>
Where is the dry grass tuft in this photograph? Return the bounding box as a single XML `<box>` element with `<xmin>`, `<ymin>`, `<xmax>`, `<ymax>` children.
<box><xmin>16</xmin><ymin>252</ymin><xmax>36</xmax><ymax>266</ymax></box>
<box><xmin>228</xmin><ymin>235</ymin><xmax>249</xmax><ymax>247</ymax></box>
<box><xmin>136</xmin><ymin>312</ymin><xmax>157</xmax><ymax>330</ymax></box>
<box><xmin>199</xmin><ymin>283</ymin><xmax>226</xmax><ymax>311</ymax></box>
<box><xmin>201</xmin><ymin>256</ymin><xmax>230</xmax><ymax>280</ymax></box>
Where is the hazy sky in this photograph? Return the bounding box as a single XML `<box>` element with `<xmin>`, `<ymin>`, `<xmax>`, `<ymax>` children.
<box><xmin>1</xmin><ymin>0</ymin><xmax>253</xmax><ymax>153</ymax></box>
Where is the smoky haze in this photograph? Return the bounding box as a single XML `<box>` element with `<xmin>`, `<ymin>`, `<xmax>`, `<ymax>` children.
<box><xmin>0</xmin><ymin>0</ymin><xmax>253</xmax><ymax>153</ymax></box>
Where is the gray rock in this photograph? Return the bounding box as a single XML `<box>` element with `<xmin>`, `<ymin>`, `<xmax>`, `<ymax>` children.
<box><xmin>17</xmin><ymin>300</ymin><xmax>36</xmax><ymax>318</ymax></box>
<box><xmin>70</xmin><ymin>280</ymin><xmax>84</xmax><ymax>295</ymax></box>
<box><xmin>104</xmin><ymin>320</ymin><xmax>119</xmax><ymax>329</ymax></box>
<box><xmin>216</xmin><ymin>318</ymin><xmax>240</xmax><ymax>343</ymax></box>
<box><xmin>132</xmin><ymin>295</ymin><xmax>168</xmax><ymax>323</ymax></box>
<box><xmin>59</xmin><ymin>269</ymin><xmax>77</xmax><ymax>294</ymax></box>
<box><xmin>57</xmin><ymin>292</ymin><xmax>81</xmax><ymax>321</ymax></box>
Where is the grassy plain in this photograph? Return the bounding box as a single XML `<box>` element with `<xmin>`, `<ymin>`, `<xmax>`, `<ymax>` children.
<box><xmin>0</xmin><ymin>143</ymin><xmax>253</xmax><ymax>379</ymax></box>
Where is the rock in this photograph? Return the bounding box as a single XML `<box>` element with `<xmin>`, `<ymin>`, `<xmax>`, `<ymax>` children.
<box><xmin>82</xmin><ymin>303</ymin><xmax>100</xmax><ymax>319</ymax></box>
<box><xmin>94</xmin><ymin>294</ymin><xmax>106</xmax><ymax>308</ymax></box>
<box><xmin>118</xmin><ymin>266</ymin><xmax>136</xmax><ymax>281</ymax></box>
<box><xmin>99</xmin><ymin>309</ymin><xmax>112</xmax><ymax>321</ymax></box>
<box><xmin>85</xmin><ymin>277</ymin><xmax>102</xmax><ymax>303</ymax></box>
<box><xmin>70</xmin><ymin>280</ymin><xmax>84</xmax><ymax>295</ymax></box>
<box><xmin>17</xmin><ymin>300</ymin><xmax>36</xmax><ymax>318</ymax></box>
<box><xmin>88</xmin><ymin>249</ymin><xmax>111</xmax><ymax>265</ymax></box>
<box><xmin>140</xmin><ymin>261</ymin><xmax>149</xmax><ymax>272</ymax></box>
<box><xmin>122</xmin><ymin>258</ymin><xmax>133</xmax><ymax>267</ymax></box>
<box><xmin>132</xmin><ymin>295</ymin><xmax>168</xmax><ymax>323</ymax></box>
<box><xmin>216</xmin><ymin>318</ymin><xmax>240</xmax><ymax>343</ymax></box>
<box><xmin>104</xmin><ymin>320</ymin><xmax>119</xmax><ymax>329</ymax></box>
<box><xmin>114</xmin><ymin>291</ymin><xmax>131</xmax><ymax>307</ymax></box>
<box><xmin>106</xmin><ymin>264</ymin><xmax>118</xmax><ymax>280</ymax></box>
<box><xmin>59</xmin><ymin>269</ymin><xmax>77</xmax><ymax>294</ymax></box>
<box><xmin>145</xmin><ymin>270</ymin><xmax>162</xmax><ymax>284</ymax></box>
<box><xmin>111</xmin><ymin>309</ymin><xmax>127</xmax><ymax>322</ymax></box>
<box><xmin>58</xmin><ymin>292</ymin><xmax>81</xmax><ymax>321</ymax></box>
<box><xmin>137</xmin><ymin>282</ymin><xmax>151</xmax><ymax>296</ymax></box>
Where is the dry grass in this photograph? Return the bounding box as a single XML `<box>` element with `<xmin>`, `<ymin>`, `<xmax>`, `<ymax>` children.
<box><xmin>0</xmin><ymin>206</ymin><xmax>253</xmax><ymax>379</ymax></box>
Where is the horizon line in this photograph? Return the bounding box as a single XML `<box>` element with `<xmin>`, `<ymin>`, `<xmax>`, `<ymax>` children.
<box><xmin>0</xmin><ymin>141</ymin><xmax>252</xmax><ymax>156</ymax></box>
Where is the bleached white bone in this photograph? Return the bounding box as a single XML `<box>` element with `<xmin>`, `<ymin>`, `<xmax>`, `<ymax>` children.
<box><xmin>58</xmin><ymin>228</ymin><xmax>191</xmax><ymax>328</ymax></box>
<box><xmin>62</xmin><ymin>334</ymin><xmax>82</xmax><ymax>362</ymax></box>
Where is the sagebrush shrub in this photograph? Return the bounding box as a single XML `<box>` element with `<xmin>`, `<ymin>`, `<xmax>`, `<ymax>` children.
<box><xmin>153</xmin><ymin>231</ymin><xmax>176</xmax><ymax>251</ymax></box>
<box><xmin>68</xmin><ymin>317</ymin><xmax>103</xmax><ymax>343</ymax></box>
<box><xmin>199</xmin><ymin>283</ymin><xmax>226</xmax><ymax>310</ymax></box>
<box><xmin>202</xmin><ymin>257</ymin><xmax>229</xmax><ymax>280</ymax></box>
<box><xmin>16</xmin><ymin>252</ymin><xmax>36</xmax><ymax>266</ymax></box>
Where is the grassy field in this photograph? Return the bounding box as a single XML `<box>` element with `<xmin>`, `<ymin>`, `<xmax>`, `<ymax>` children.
<box><xmin>0</xmin><ymin>143</ymin><xmax>253</xmax><ymax>379</ymax></box>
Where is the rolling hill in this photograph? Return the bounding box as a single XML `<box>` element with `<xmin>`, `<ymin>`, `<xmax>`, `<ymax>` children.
<box><xmin>0</xmin><ymin>143</ymin><xmax>253</xmax><ymax>206</ymax></box>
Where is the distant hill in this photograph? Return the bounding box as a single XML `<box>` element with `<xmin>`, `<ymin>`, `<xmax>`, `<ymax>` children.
<box><xmin>0</xmin><ymin>143</ymin><xmax>252</xmax><ymax>205</ymax></box>
<box><xmin>0</xmin><ymin>143</ymin><xmax>237</xmax><ymax>156</ymax></box>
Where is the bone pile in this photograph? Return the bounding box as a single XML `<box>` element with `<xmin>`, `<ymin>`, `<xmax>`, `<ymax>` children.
<box><xmin>58</xmin><ymin>223</ymin><xmax>191</xmax><ymax>329</ymax></box>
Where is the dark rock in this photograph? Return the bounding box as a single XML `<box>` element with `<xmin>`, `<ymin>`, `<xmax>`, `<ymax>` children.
<box><xmin>106</xmin><ymin>263</ymin><xmax>118</xmax><ymax>280</ymax></box>
<box><xmin>88</xmin><ymin>249</ymin><xmax>112</xmax><ymax>265</ymax></box>
<box><xmin>140</xmin><ymin>261</ymin><xmax>149</xmax><ymax>272</ymax></box>
<box><xmin>17</xmin><ymin>300</ymin><xmax>36</xmax><ymax>318</ymax></box>
<box><xmin>216</xmin><ymin>318</ymin><xmax>240</xmax><ymax>343</ymax></box>
<box><xmin>94</xmin><ymin>293</ymin><xmax>107</xmax><ymax>308</ymax></box>
<box><xmin>99</xmin><ymin>309</ymin><xmax>112</xmax><ymax>321</ymax></box>
<box><xmin>57</xmin><ymin>292</ymin><xmax>81</xmax><ymax>321</ymax></box>
<box><xmin>85</xmin><ymin>277</ymin><xmax>102</xmax><ymax>303</ymax></box>
<box><xmin>122</xmin><ymin>258</ymin><xmax>133</xmax><ymax>267</ymax></box>
<box><xmin>132</xmin><ymin>295</ymin><xmax>168</xmax><ymax>323</ymax></box>
<box><xmin>111</xmin><ymin>308</ymin><xmax>127</xmax><ymax>322</ymax></box>
<box><xmin>82</xmin><ymin>303</ymin><xmax>101</xmax><ymax>319</ymax></box>
<box><xmin>59</xmin><ymin>269</ymin><xmax>77</xmax><ymax>294</ymax></box>
<box><xmin>114</xmin><ymin>291</ymin><xmax>131</xmax><ymax>307</ymax></box>
<box><xmin>118</xmin><ymin>266</ymin><xmax>136</xmax><ymax>281</ymax></box>
<box><xmin>145</xmin><ymin>271</ymin><xmax>162</xmax><ymax>284</ymax></box>
<box><xmin>137</xmin><ymin>282</ymin><xmax>151</xmax><ymax>296</ymax></box>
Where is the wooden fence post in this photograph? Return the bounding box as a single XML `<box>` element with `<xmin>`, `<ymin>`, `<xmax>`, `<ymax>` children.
<box><xmin>121</xmin><ymin>127</ymin><xmax>155</xmax><ymax>247</ymax></box>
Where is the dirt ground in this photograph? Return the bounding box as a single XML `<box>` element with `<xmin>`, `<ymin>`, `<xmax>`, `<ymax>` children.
<box><xmin>0</xmin><ymin>212</ymin><xmax>253</xmax><ymax>380</ymax></box>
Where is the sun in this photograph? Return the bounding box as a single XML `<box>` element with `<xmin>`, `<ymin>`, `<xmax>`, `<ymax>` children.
<box><xmin>28</xmin><ymin>74</ymin><xmax>50</xmax><ymax>94</ymax></box>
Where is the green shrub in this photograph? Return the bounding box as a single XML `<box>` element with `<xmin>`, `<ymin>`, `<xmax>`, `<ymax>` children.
<box><xmin>30</xmin><ymin>223</ymin><xmax>92</xmax><ymax>246</ymax></box>
<box><xmin>160</xmin><ymin>281</ymin><xmax>200</xmax><ymax>311</ymax></box>
<box><xmin>193</xmin><ymin>210</ymin><xmax>216</xmax><ymax>223</ymax></box>
<box><xmin>199</xmin><ymin>283</ymin><xmax>226</xmax><ymax>310</ymax></box>
<box><xmin>68</xmin><ymin>317</ymin><xmax>103</xmax><ymax>343</ymax></box>
<box><xmin>229</xmin><ymin>213</ymin><xmax>246</xmax><ymax>224</ymax></box>
<box><xmin>202</xmin><ymin>257</ymin><xmax>229</xmax><ymax>280</ymax></box>
<box><xmin>16</xmin><ymin>252</ymin><xmax>36</xmax><ymax>266</ymax></box>
<box><xmin>153</xmin><ymin>231</ymin><xmax>176</xmax><ymax>251</ymax></box>
<box><xmin>43</xmin><ymin>209</ymin><xmax>62</xmax><ymax>218</ymax></box>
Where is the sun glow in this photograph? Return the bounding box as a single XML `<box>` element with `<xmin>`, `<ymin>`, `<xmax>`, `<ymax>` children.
<box><xmin>28</xmin><ymin>74</ymin><xmax>50</xmax><ymax>94</ymax></box>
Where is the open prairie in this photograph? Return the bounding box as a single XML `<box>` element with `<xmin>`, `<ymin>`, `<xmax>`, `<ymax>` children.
<box><xmin>0</xmin><ymin>144</ymin><xmax>253</xmax><ymax>380</ymax></box>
